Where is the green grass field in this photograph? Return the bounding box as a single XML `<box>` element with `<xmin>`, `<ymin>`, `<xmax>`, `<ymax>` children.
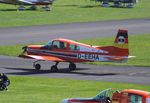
<box><xmin>0</xmin><ymin>0</ymin><xmax>150</xmax><ymax>27</ymax></box>
<box><xmin>0</xmin><ymin>34</ymin><xmax>150</xmax><ymax>67</ymax></box>
<box><xmin>0</xmin><ymin>76</ymin><xmax>149</xmax><ymax>103</ymax></box>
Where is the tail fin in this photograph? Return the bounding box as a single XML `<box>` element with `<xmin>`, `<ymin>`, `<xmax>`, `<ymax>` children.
<box><xmin>113</xmin><ymin>29</ymin><xmax>129</xmax><ymax>56</ymax></box>
<box><xmin>114</xmin><ymin>29</ymin><xmax>128</xmax><ymax>49</ymax></box>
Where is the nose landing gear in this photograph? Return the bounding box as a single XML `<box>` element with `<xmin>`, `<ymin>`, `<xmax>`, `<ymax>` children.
<box><xmin>34</xmin><ymin>63</ymin><xmax>41</xmax><ymax>70</ymax></box>
<box><xmin>33</xmin><ymin>60</ymin><xmax>42</xmax><ymax>70</ymax></box>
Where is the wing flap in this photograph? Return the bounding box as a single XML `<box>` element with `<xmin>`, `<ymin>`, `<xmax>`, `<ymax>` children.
<box><xmin>19</xmin><ymin>54</ymin><xmax>65</xmax><ymax>62</ymax></box>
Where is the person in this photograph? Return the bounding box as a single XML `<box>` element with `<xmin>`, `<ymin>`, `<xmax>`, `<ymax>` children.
<box><xmin>0</xmin><ymin>73</ymin><xmax>10</xmax><ymax>91</ymax></box>
<box><xmin>60</xmin><ymin>42</ymin><xmax>66</xmax><ymax>49</ymax></box>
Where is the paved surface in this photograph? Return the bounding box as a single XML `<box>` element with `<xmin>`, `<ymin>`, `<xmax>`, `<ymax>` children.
<box><xmin>0</xmin><ymin>55</ymin><xmax>150</xmax><ymax>85</ymax></box>
<box><xmin>0</xmin><ymin>19</ymin><xmax>150</xmax><ymax>85</ymax></box>
<box><xmin>0</xmin><ymin>19</ymin><xmax>150</xmax><ymax>45</ymax></box>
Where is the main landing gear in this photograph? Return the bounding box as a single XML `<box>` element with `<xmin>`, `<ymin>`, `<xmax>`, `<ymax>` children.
<box><xmin>69</xmin><ymin>63</ymin><xmax>76</xmax><ymax>71</ymax></box>
<box><xmin>51</xmin><ymin>62</ymin><xmax>59</xmax><ymax>72</ymax></box>
<box><xmin>33</xmin><ymin>61</ymin><xmax>76</xmax><ymax>72</ymax></box>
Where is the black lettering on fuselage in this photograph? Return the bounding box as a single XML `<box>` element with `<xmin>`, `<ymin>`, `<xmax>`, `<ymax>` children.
<box><xmin>78</xmin><ymin>53</ymin><xmax>99</xmax><ymax>61</ymax></box>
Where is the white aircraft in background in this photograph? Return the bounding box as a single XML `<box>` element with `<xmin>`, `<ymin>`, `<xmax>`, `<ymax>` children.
<box><xmin>0</xmin><ymin>0</ymin><xmax>54</xmax><ymax>11</ymax></box>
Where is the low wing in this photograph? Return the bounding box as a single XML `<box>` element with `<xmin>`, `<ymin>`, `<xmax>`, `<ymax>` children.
<box><xmin>19</xmin><ymin>54</ymin><xmax>65</xmax><ymax>62</ymax></box>
<box><xmin>18</xmin><ymin>0</ymin><xmax>34</xmax><ymax>4</ymax></box>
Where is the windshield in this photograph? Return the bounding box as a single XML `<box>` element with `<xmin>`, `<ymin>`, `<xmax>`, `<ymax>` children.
<box><xmin>43</xmin><ymin>40</ymin><xmax>53</xmax><ymax>49</ymax></box>
<box><xmin>93</xmin><ymin>88</ymin><xmax>114</xmax><ymax>101</ymax></box>
<box><xmin>46</xmin><ymin>40</ymin><xmax>52</xmax><ymax>46</ymax></box>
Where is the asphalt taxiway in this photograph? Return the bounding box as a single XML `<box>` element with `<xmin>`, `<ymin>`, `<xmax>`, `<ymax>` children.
<box><xmin>0</xmin><ymin>19</ymin><xmax>150</xmax><ymax>45</ymax></box>
<box><xmin>0</xmin><ymin>55</ymin><xmax>150</xmax><ymax>85</ymax></box>
<box><xmin>0</xmin><ymin>19</ymin><xmax>150</xmax><ymax>85</ymax></box>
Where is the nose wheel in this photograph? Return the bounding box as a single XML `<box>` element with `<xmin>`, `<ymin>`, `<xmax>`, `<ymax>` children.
<box><xmin>34</xmin><ymin>63</ymin><xmax>41</xmax><ymax>70</ymax></box>
<box><xmin>33</xmin><ymin>60</ymin><xmax>42</xmax><ymax>70</ymax></box>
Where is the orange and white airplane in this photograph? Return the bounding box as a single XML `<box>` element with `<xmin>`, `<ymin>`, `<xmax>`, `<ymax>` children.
<box><xmin>19</xmin><ymin>29</ymin><xmax>130</xmax><ymax>72</ymax></box>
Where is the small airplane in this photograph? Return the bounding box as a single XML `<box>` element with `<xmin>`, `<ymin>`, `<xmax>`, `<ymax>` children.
<box><xmin>61</xmin><ymin>88</ymin><xmax>150</xmax><ymax>103</ymax></box>
<box><xmin>0</xmin><ymin>0</ymin><xmax>54</xmax><ymax>11</ymax></box>
<box><xmin>19</xmin><ymin>29</ymin><xmax>131</xmax><ymax>72</ymax></box>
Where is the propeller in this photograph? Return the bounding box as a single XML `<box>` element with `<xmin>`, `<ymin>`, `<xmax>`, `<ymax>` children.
<box><xmin>22</xmin><ymin>46</ymin><xmax>27</xmax><ymax>54</ymax></box>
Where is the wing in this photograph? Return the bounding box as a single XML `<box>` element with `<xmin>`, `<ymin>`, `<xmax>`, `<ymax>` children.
<box><xmin>19</xmin><ymin>54</ymin><xmax>65</xmax><ymax>62</ymax></box>
<box><xmin>18</xmin><ymin>0</ymin><xmax>34</xmax><ymax>4</ymax></box>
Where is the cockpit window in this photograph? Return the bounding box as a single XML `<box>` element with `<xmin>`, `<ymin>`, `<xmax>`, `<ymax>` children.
<box><xmin>70</xmin><ymin>44</ymin><xmax>80</xmax><ymax>51</ymax></box>
<box><xmin>44</xmin><ymin>40</ymin><xmax>67</xmax><ymax>50</ymax></box>
<box><xmin>129</xmin><ymin>94</ymin><xmax>142</xmax><ymax>103</ymax></box>
<box><xmin>43</xmin><ymin>40</ymin><xmax>53</xmax><ymax>49</ymax></box>
<box><xmin>52</xmin><ymin>41</ymin><xmax>67</xmax><ymax>49</ymax></box>
<box><xmin>94</xmin><ymin>88</ymin><xmax>113</xmax><ymax>102</ymax></box>
<box><xmin>47</xmin><ymin>40</ymin><xmax>52</xmax><ymax>46</ymax></box>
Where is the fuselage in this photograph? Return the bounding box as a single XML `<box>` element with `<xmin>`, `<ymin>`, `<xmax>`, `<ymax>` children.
<box><xmin>25</xmin><ymin>38</ymin><xmax>128</xmax><ymax>63</ymax></box>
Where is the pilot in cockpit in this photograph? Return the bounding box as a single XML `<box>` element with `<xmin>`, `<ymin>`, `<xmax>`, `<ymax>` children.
<box><xmin>60</xmin><ymin>42</ymin><xmax>65</xmax><ymax>49</ymax></box>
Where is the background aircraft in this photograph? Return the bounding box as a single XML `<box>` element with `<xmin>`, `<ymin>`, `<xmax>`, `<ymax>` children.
<box><xmin>19</xmin><ymin>29</ymin><xmax>131</xmax><ymax>72</ymax></box>
<box><xmin>96</xmin><ymin>0</ymin><xmax>138</xmax><ymax>8</ymax></box>
<box><xmin>61</xmin><ymin>88</ymin><xmax>150</xmax><ymax>103</ymax></box>
<box><xmin>0</xmin><ymin>0</ymin><xmax>54</xmax><ymax>11</ymax></box>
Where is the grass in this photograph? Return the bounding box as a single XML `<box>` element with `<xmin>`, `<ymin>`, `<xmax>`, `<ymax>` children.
<box><xmin>0</xmin><ymin>34</ymin><xmax>150</xmax><ymax>67</ymax></box>
<box><xmin>0</xmin><ymin>45</ymin><xmax>23</xmax><ymax>56</ymax></box>
<box><xmin>0</xmin><ymin>76</ymin><xmax>150</xmax><ymax>103</ymax></box>
<box><xmin>0</xmin><ymin>0</ymin><xmax>150</xmax><ymax>27</ymax></box>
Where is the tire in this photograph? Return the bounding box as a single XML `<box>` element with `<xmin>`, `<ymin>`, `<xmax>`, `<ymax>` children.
<box><xmin>69</xmin><ymin>63</ymin><xmax>76</xmax><ymax>71</ymax></box>
<box><xmin>51</xmin><ymin>65</ymin><xmax>58</xmax><ymax>72</ymax></box>
<box><xmin>34</xmin><ymin>64</ymin><xmax>41</xmax><ymax>70</ymax></box>
<box><xmin>0</xmin><ymin>84</ymin><xmax>6</xmax><ymax>91</ymax></box>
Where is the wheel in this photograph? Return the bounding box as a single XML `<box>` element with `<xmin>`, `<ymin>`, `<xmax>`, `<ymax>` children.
<box><xmin>18</xmin><ymin>5</ymin><xmax>25</xmax><ymax>11</ymax></box>
<box><xmin>51</xmin><ymin>65</ymin><xmax>58</xmax><ymax>72</ymax></box>
<box><xmin>69</xmin><ymin>63</ymin><xmax>76</xmax><ymax>71</ymax></box>
<box><xmin>0</xmin><ymin>83</ymin><xmax>7</xmax><ymax>91</ymax></box>
<box><xmin>0</xmin><ymin>85</ymin><xmax>5</xmax><ymax>91</ymax></box>
<box><xmin>34</xmin><ymin>64</ymin><xmax>41</xmax><ymax>70</ymax></box>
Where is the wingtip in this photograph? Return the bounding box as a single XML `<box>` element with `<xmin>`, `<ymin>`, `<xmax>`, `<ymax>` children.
<box><xmin>128</xmin><ymin>56</ymin><xmax>136</xmax><ymax>58</ymax></box>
